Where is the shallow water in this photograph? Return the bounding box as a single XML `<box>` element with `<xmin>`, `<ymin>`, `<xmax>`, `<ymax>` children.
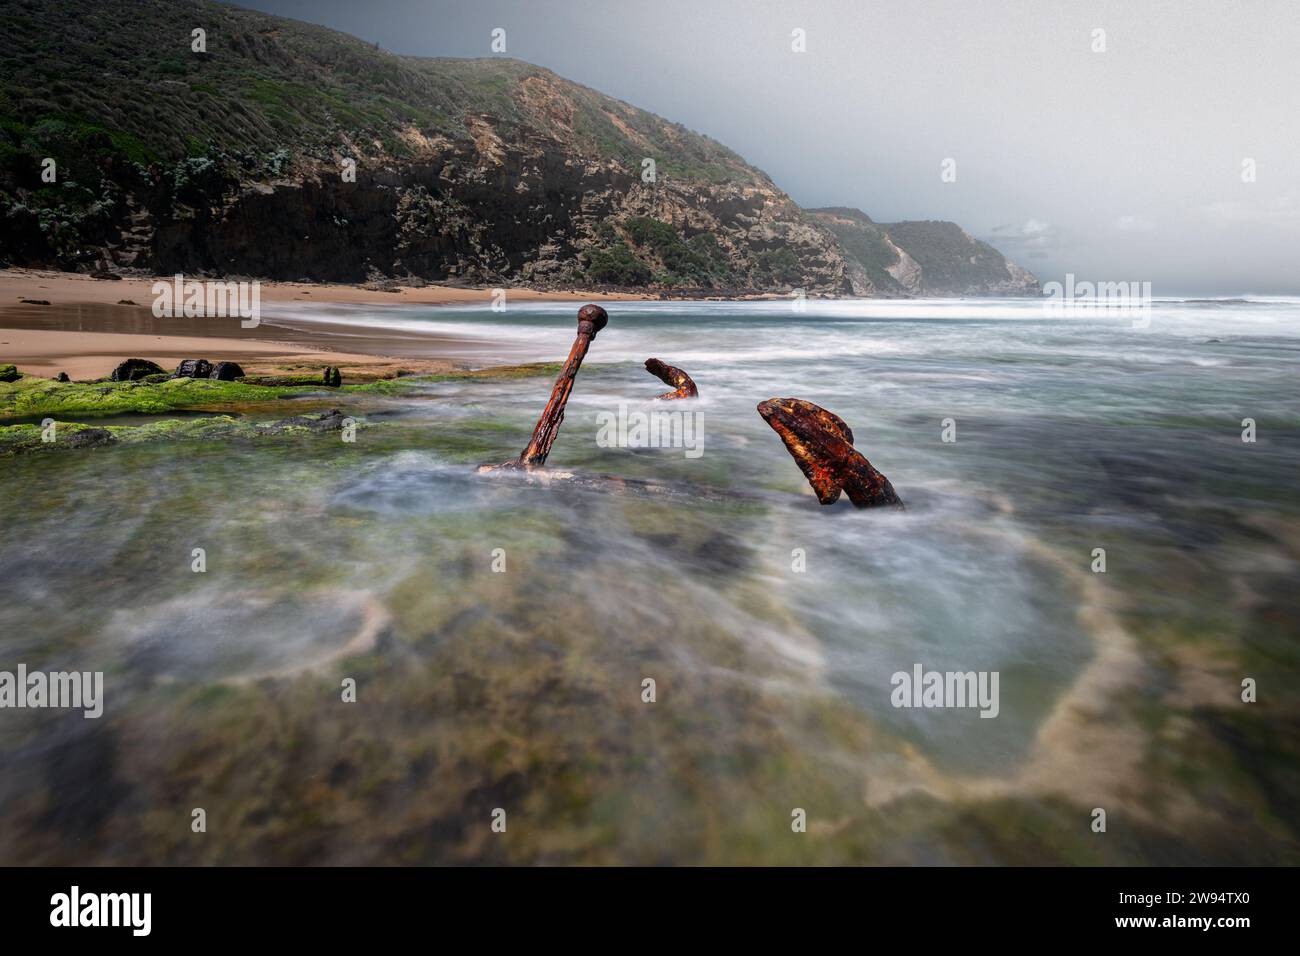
<box><xmin>2</xmin><ymin>297</ymin><xmax>1298</xmax><ymax>864</ymax></box>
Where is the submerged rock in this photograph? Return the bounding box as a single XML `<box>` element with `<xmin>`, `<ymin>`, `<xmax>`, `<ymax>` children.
<box><xmin>110</xmin><ymin>358</ymin><xmax>166</xmax><ymax>382</ymax></box>
<box><xmin>63</xmin><ymin>427</ymin><xmax>117</xmax><ymax>449</ymax></box>
<box><xmin>240</xmin><ymin>368</ymin><xmax>342</xmax><ymax>387</ymax></box>
<box><xmin>259</xmin><ymin>408</ymin><xmax>350</xmax><ymax>433</ymax></box>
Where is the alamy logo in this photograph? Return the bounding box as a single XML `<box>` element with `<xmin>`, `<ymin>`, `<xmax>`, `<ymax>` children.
<box><xmin>595</xmin><ymin>402</ymin><xmax>704</xmax><ymax>459</ymax></box>
<box><xmin>0</xmin><ymin>665</ymin><xmax>103</xmax><ymax>718</ymax></box>
<box><xmin>50</xmin><ymin>886</ymin><xmax>151</xmax><ymax>936</ymax></box>
<box><xmin>1042</xmin><ymin>273</ymin><xmax>1152</xmax><ymax>325</ymax></box>
<box><xmin>890</xmin><ymin>664</ymin><xmax>1000</xmax><ymax>718</ymax></box>
<box><xmin>152</xmin><ymin>274</ymin><xmax>261</xmax><ymax>328</ymax></box>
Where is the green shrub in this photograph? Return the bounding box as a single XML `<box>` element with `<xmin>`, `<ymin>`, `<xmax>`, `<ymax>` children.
<box><xmin>585</xmin><ymin>241</ymin><xmax>651</xmax><ymax>286</ymax></box>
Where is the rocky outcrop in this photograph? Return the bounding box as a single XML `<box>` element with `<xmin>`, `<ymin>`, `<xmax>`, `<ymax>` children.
<box><xmin>129</xmin><ymin>146</ymin><xmax>856</xmax><ymax>294</ymax></box>
<box><xmin>174</xmin><ymin>359</ymin><xmax>214</xmax><ymax>379</ymax></box>
<box><xmin>110</xmin><ymin>359</ymin><xmax>166</xmax><ymax>382</ymax></box>
<box><xmin>209</xmin><ymin>362</ymin><xmax>245</xmax><ymax>382</ymax></box>
<box><xmin>805</xmin><ymin>207</ymin><xmax>1039</xmax><ymax>296</ymax></box>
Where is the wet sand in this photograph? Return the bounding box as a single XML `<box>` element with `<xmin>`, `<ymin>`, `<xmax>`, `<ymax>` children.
<box><xmin>0</xmin><ymin>310</ymin><xmax>461</xmax><ymax>381</ymax></box>
<box><xmin>1</xmin><ymin>267</ymin><xmax>652</xmax><ymax>309</ymax></box>
<box><xmin>0</xmin><ymin>268</ymin><xmax>592</xmax><ymax>379</ymax></box>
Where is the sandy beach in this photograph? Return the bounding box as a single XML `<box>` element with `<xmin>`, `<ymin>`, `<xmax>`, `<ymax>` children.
<box><xmin>0</xmin><ymin>268</ymin><xmax>650</xmax><ymax>380</ymax></box>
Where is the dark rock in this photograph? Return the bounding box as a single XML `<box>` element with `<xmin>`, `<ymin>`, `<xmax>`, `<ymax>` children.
<box><xmin>116</xmin><ymin>299</ymin><xmax>137</xmax><ymax>305</ymax></box>
<box><xmin>174</xmin><ymin>358</ymin><xmax>214</xmax><ymax>378</ymax></box>
<box><xmin>0</xmin><ymin>364</ymin><xmax>20</xmax><ymax>382</ymax></box>
<box><xmin>322</xmin><ymin>366</ymin><xmax>342</xmax><ymax>387</ymax></box>
<box><xmin>261</xmin><ymin>408</ymin><xmax>349</xmax><ymax>433</ymax></box>
<box><xmin>110</xmin><ymin>358</ymin><xmax>166</xmax><ymax>382</ymax></box>
<box><xmin>91</xmin><ymin>270</ymin><xmax>122</xmax><ymax>280</ymax></box>
<box><xmin>20</xmin><ymin>298</ymin><xmax>50</xmax><ymax>305</ymax></box>
<box><xmin>55</xmin><ymin>371</ymin><xmax>70</xmax><ymax>383</ymax></box>
<box><xmin>209</xmin><ymin>361</ymin><xmax>245</xmax><ymax>381</ymax></box>
<box><xmin>64</xmin><ymin>428</ymin><xmax>117</xmax><ymax>449</ymax></box>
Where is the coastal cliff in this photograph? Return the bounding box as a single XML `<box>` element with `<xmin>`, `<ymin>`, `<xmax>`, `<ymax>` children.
<box><xmin>805</xmin><ymin>207</ymin><xmax>1040</xmax><ymax>296</ymax></box>
<box><xmin>0</xmin><ymin>0</ymin><xmax>1034</xmax><ymax>296</ymax></box>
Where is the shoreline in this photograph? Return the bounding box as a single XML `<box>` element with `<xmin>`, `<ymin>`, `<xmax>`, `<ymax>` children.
<box><xmin>1</xmin><ymin>267</ymin><xmax>660</xmax><ymax>309</ymax></box>
<box><xmin>1</xmin><ymin>267</ymin><xmax>615</xmax><ymax>380</ymax></box>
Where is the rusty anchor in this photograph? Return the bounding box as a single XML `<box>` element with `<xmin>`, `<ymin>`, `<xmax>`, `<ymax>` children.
<box><xmin>643</xmin><ymin>358</ymin><xmax>698</xmax><ymax>400</ymax></box>
<box><xmin>757</xmin><ymin>397</ymin><xmax>903</xmax><ymax>509</ymax></box>
<box><xmin>479</xmin><ymin>303</ymin><xmax>608</xmax><ymax>472</ymax></box>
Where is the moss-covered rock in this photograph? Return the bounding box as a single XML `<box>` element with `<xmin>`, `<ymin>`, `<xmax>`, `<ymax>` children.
<box><xmin>0</xmin><ymin>362</ymin><xmax>566</xmax><ymax>420</ymax></box>
<box><xmin>239</xmin><ymin>372</ymin><xmax>338</xmax><ymax>387</ymax></box>
<box><xmin>110</xmin><ymin>358</ymin><xmax>166</xmax><ymax>382</ymax></box>
<box><xmin>0</xmin><ymin>375</ymin><xmax>310</xmax><ymax>419</ymax></box>
<box><xmin>0</xmin><ymin>409</ymin><xmax>365</xmax><ymax>456</ymax></box>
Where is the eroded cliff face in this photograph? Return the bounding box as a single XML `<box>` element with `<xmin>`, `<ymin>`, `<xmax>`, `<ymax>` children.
<box><xmin>133</xmin><ymin>137</ymin><xmax>856</xmax><ymax>294</ymax></box>
<box><xmin>4</xmin><ymin>115</ymin><xmax>857</xmax><ymax>295</ymax></box>
<box><xmin>805</xmin><ymin>207</ymin><xmax>1039</xmax><ymax>296</ymax></box>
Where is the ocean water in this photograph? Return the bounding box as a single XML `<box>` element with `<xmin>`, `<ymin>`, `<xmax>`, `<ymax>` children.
<box><xmin>2</xmin><ymin>297</ymin><xmax>1298</xmax><ymax>864</ymax></box>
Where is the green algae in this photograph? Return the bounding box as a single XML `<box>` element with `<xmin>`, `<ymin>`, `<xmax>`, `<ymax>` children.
<box><xmin>343</xmin><ymin>362</ymin><xmax>564</xmax><ymax>395</ymax></box>
<box><xmin>0</xmin><ymin>363</ymin><xmax>564</xmax><ymax>421</ymax></box>
<box><xmin>0</xmin><ymin>413</ymin><xmax>372</xmax><ymax>456</ymax></box>
<box><xmin>0</xmin><ymin>376</ymin><xmax>313</xmax><ymax>420</ymax></box>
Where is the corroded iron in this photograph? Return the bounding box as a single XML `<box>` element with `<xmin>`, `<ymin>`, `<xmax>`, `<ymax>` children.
<box><xmin>756</xmin><ymin>397</ymin><xmax>903</xmax><ymax>509</ymax></box>
<box><xmin>644</xmin><ymin>358</ymin><xmax>698</xmax><ymax>400</ymax></box>
<box><xmin>479</xmin><ymin>303</ymin><xmax>608</xmax><ymax>472</ymax></box>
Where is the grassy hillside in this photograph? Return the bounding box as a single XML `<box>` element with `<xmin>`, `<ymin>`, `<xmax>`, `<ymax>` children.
<box><xmin>0</xmin><ymin>0</ymin><xmax>859</xmax><ymax>290</ymax></box>
<box><xmin>881</xmin><ymin>220</ymin><xmax>1029</xmax><ymax>293</ymax></box>
<box><xmin>0</xmin><ymin>0</ymin><xmax>756</xmax><ymax>182</ymax></box>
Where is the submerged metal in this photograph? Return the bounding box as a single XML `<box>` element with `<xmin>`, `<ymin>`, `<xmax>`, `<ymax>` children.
<box><xmin>757</xmin><ymin>397</ymin><xmax>903</xmax><ymax>509</ymax></box>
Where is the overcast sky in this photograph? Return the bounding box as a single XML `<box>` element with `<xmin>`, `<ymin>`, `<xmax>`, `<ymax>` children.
<box><xmin>238</xmin><ymin>0</ymin><xmax>1299</xmax><ymax>295</ymax></box>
